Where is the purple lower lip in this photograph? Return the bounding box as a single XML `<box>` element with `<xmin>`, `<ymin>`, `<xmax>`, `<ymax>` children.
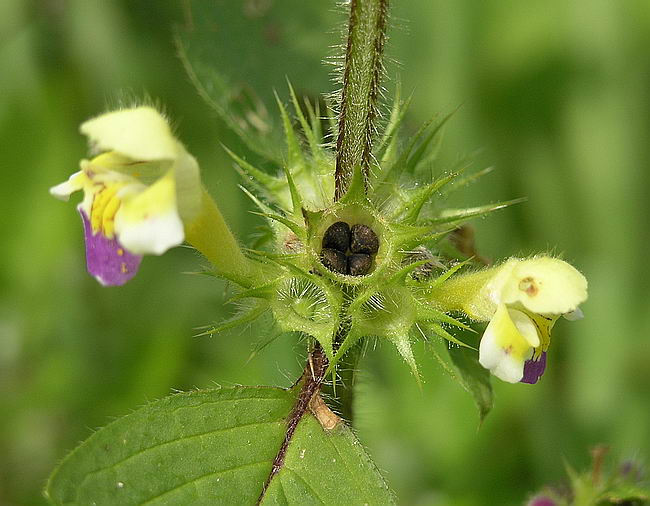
<box><xmin>79</xmin><ymin>208</ymin><xmax>142</xmax><ymax>286</ymax></box>
<box><xmin>521</xmin><ymin>351</ymin><xmax>547</xmax><ymax>384</ymax></box>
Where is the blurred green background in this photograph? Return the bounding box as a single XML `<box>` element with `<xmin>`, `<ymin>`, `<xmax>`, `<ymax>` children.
<box><xmin>1</xmin><ymin>0</ymin><xmax>649</xmax><ymax>504</ymax></box>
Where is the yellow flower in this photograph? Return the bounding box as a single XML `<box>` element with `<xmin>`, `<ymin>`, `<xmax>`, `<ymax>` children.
<box><xmin>476</xmin><ymin>257</ymin><xmax>587</xmax><ymax>383</ymax></box>
<box><xmin>50</xmin><ymin>107</ymin><xmax>201</xmax><ymax>285</ymax></box>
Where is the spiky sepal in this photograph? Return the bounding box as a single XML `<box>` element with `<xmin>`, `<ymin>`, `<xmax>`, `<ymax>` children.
<box><xmin>214</xmin><ymin>87</ymin><xmax>507</xmax><ymax>375</ymax></box>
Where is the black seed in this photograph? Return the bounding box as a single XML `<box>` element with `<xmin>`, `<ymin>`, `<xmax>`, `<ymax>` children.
<box><xmin>321</xmin><ymin>248</ymin><xmax>348</xmax><ymax>274</ymax></box>
<box><xmin>350</xmin><ymin>224</ymin><xmax>379</xmax><ymax>255</ymax></box>
<box><xmin>348</xmin><ymin>253</ymin><xmax>372</xmax><ymax>276</ymax></box>
<box><xmin>322</xmin><ymin>221</ymin><xmax>351</xmax><ymax>252</ymax></box>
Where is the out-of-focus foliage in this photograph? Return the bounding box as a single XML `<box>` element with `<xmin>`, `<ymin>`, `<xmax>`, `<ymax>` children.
<box><xmin>529</xmin><ymin>447</ymin><xmax>648</xmax><ymax>505</ymax></box>
<box><xmin>1</xmin><ymin>1</ymin><xmax>649</xmax><ymax>505</ymax></box>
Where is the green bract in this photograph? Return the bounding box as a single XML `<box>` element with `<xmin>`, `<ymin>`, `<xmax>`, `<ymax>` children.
<box><xmin>208</xmin><ymin>85</ymin><xmax>517</xmax><ymax>380</ymax></box>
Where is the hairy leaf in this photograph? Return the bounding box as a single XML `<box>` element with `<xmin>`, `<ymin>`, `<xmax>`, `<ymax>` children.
<box><xmin>46</xmin><ymin>386</ymin><xmax>393</xmax><ymax>505</ymax></box>
<box><xmin>260</xmin><ymin>414</ymin><xmax>394</xmax><ymax>504</ymax></box>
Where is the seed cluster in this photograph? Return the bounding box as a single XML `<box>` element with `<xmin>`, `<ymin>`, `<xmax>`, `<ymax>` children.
<box><xmin>320</xmin><ymin>221</ymin><xmax>379</xmax><ymax>276</ymax></box>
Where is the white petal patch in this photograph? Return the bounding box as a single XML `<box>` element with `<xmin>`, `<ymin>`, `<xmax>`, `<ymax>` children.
<box><xmin>479</xmin><ymin>305</ymin><xmax>539</xmax><ymax>384</ymax></box>
<box><xmin>50</xmin><ymin>171</ymin><xmax>84</xmax><ymax>201</ymax></box>
<box><xmin>113</xmin><ymin>170</ymin><xmax>183</xmax><ymax>255</ymax></box>
<box><xmin>479</xmin><ymin>323</ymin><xmax>525</xmax><ymax>383</ymax></box>
<box><xmin>492</xmin><ymin>355</ymin><xmax>526</xmax><ymax>384</ymax></box>
<box><xmin>116</xmin><ymin>209</ymin><xmax>184</xmax><ymax>256</ymax></box>
<box><xmin>479</xmin><ymin>320</ymin><xmax>505</xmax><ymax>370</ymax></box>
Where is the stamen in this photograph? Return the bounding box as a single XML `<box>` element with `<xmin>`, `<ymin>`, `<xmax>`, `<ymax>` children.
<box><xmin>90</xmin><ymin>183</ymin><xmax>125</xmax><ymax>238</ymax></box>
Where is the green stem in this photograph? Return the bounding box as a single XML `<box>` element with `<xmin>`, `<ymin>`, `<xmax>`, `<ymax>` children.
<box><xmin>335</xmin><ymin>0</ymin><xmax>390</xmax><ymax>199</ymax></box>
<box><xmin>294</xmin><ymin>0</ymin><xmax>390</xmax><ymax>425</ymax></box>
<box><xmin>321</xmin><ymin>339</ymin><xmax>363</xmax><ymax>422</ymax></box>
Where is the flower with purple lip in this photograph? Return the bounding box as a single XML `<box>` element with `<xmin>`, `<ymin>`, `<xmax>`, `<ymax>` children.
<box><xmin>475</xmin><ymin>257</ymin><xmax>588</xmax><ymax>384</ymax></box>
<box><xmin>433</xmin><ymin>256</ymin><xmax>587</xmax><ymax>383</ymax></box>
<box><xmin>50</xmin><ymin>107</ymin><xmax>201</xmax><ymax>285</ymax></box>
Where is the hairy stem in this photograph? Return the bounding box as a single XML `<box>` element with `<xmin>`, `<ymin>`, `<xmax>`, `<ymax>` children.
<box><xmin>257</xmin><ymin>344</ymin><xmax>329</xmax><ymax>503</ymax></box>
<box><xmin>259</xmin><ymin>4</ymin><xmax>391</xmax><ymax>496</ymax></box>
<box><xmin>335</xmin><ymin>0</ymin><xmax>390</xmax><ymax>199</ymax></box>
<box><xmin>320</xmin><ymin>339</ymin><xmax>363</xmax><ymax>422</ymax></box>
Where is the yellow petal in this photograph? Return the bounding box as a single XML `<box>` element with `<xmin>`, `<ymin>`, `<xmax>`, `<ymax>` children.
<box><xmin>80</xmin><ymin>110</ymin><xmax>201</xmax><ymax>223</ymax></box>
<box><xmin>84</xmin><ymin>152</ymin><xmax>172</xmax><ymax>183</ymax></box>
<box><xmin>487</xmin><ymin>257</ymin><xmax>588</xmax><ymax>314</ymax></box>
<box><xmin>114</xmin><ymin>171</ymin><xmax>184</xmax><ymax>255</ymax></box>
<box><xmin>479</xmin><ymin>304</ymin><xmax>538</xmax><ymax>383</ymax></box>
<box><xmin>80</xmin><ymin>107</ymin><xmax>179</xmax><ymax>161</ymax></box>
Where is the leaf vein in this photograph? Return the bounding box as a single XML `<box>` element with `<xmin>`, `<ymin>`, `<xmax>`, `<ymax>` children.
<box><xmin>139</xmin><ymin>459</ymin><xmax>271</xmax><ymax>505</ymax></box>
<box><xmin>81</xmin><ymin>420</ymin><xmax>281</xmax><ymax>483</ymax></box>
<box><xmin>326</xmin><ymin>433</ymin><xmax>356</xmax><ymax>479</ymax></box>
<box><xmin>282</xmin><ymin>467</ymin><xmax>326</xmax><ymax>505</ymax></box>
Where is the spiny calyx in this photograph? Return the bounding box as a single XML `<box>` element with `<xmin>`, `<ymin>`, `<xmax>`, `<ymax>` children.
<box><xmin>217</xmin><ymin>85</ymin><xmax>520</xmax><ymax>376</ymax></box>
<box><xmin>321</xmin><ymin>221</ymin><xmax>379</xmax><ymax>276</ymax></box>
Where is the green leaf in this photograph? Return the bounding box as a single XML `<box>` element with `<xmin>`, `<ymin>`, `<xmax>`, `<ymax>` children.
<box><xmin>288</xmin><ymin>80</ymin><xmax>321</xmax><ymax>160</ymax></box>
<box><xmin>339</xmin><ymin>164</ymin><xmax>369</xmax><ymax>205</ymax></box>
<box><xmin>275</xmin><ymin>92</ymin><xmax>305</xmax><ymax>175</ymax></box>
<box><xmin>430</xmin><ymin>198</ymin><xmax>527</xmax><ymax>226</ymax></box>
<box><xmin>46</xmin><ymin>387</ymin><xmax>394</xmax><ymax>505</ymax></box>
<box><xmin>260</xmin><ymin>414</ymin><xmax>395</xmax><ymax>505</ymax></box>
<box><xmin>195</xmin><ymin>304</ymin><xmax>269</xmax><ymax>337</ymax></box>
<box><xmin>403</xmin><ymin>108</ymin><xmax>457</xmax><ymax>175</ymax></box>
<box><xmin>426</xmin><ymin>330</ymin><xmax>492</xmax><ymax>424</ymax></box>
<box><xmin>388</xmin><ymin>172</ymin><xmax>458</xmax><ymax>224</ymax></box>
<box><xmin>425</xmin><ymin>322</ymin><xmax>474</xmax><ymax>350</ymax></box>
<box><xmin>446</xmin><ymin>331</ymin><xmax>493</xmax><ymax>424</ymax></box>
<box><xmin>224</xmin><ymin>145</ymin><xmax>284</xmax><ymax>193</ymax></box>
<box><xmin>376</xmin><ymin>81</ymin><xmax>412</xmax><ymax>164</ymax></box>
<box><xmin>386</xmin><ymin>332</ymin><xmax>421</xmax><ymax>388</ymax></box>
